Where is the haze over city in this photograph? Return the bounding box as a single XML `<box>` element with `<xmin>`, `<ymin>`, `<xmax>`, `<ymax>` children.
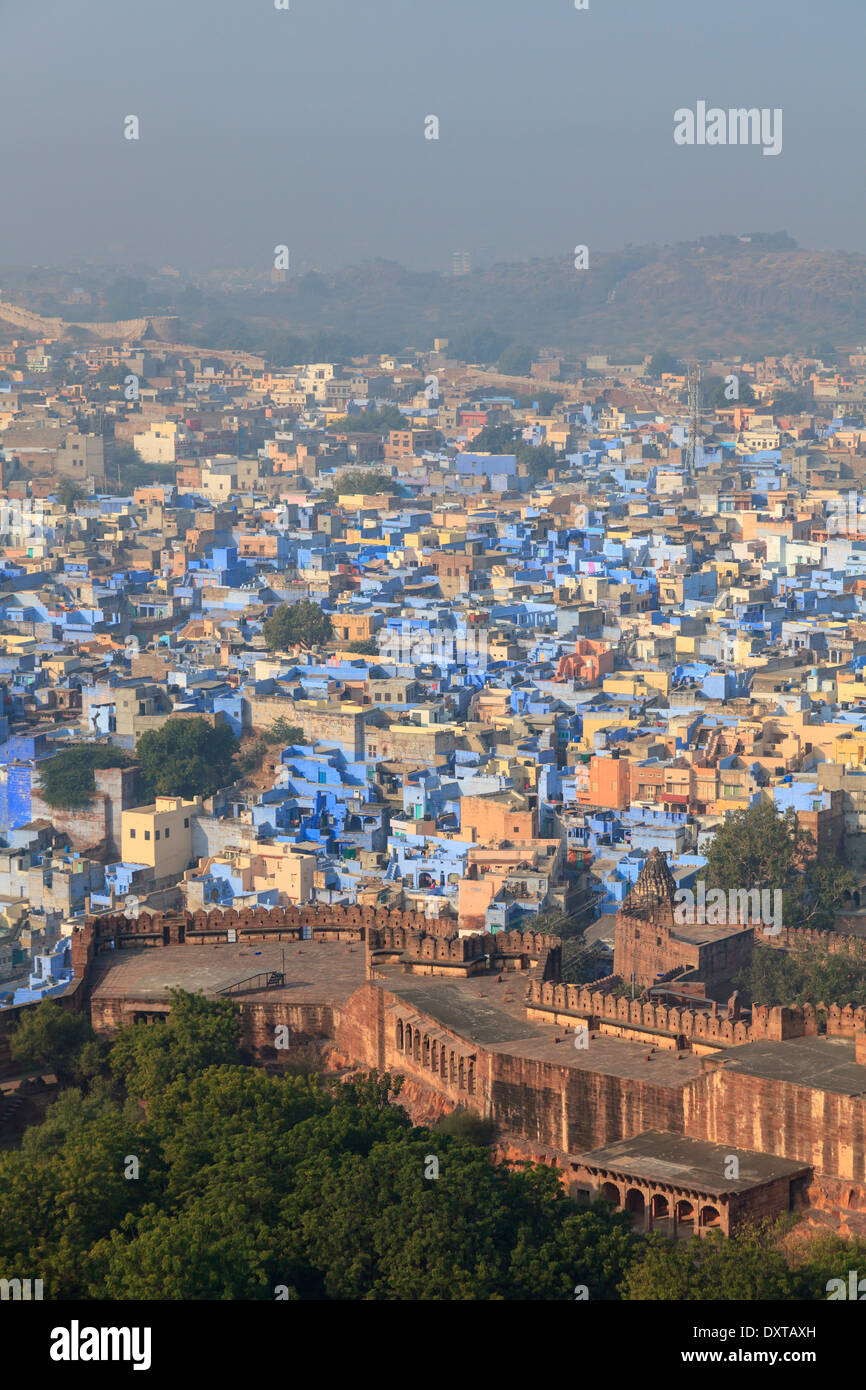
<box><xmin>2</xmin><ymin>0</ymin><xmax>864</xmax><ymax>272</ymax></box>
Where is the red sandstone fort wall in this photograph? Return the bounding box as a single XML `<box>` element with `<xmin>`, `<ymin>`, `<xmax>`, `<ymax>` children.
<box><xmin>686</xmin><ymin>1063</ymin><xmax>866</xmax><ymax>1184</ymax></box>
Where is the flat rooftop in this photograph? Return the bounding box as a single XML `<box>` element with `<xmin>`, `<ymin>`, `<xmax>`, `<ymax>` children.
<box><xmin>670</xmin><ymin>921</ymin><xmax>752</xmax><ymax>946</ymax></box>
<box><xmin>719</xmin><ymin>1035</ymin><xmax>866</xmax><ymax>1097</ymax></box>
<box><xmin>89</xmin><ymin>941</ymin><xmax>367</xmax><ymax>1005</ymax></box>
<box><xmin>577</xmin><ymin>1130</ymin><xmax>809</xmax><ymax>1192</ymax></box>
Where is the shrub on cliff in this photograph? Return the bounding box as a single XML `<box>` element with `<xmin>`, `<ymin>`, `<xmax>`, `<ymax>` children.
<box><xmin>262</xmin><ymin>600</ymin><xmax>333</xmax><ymax>651</ymax></box>
<box><xmin>620</xmin><ymin>1220</ymin><xmax>866</xmax><ymax>1301</ymax></box>
<box><xmin>38</xmin><ymin>744</ymin><xmax>136</xmax><ymax>810</ymax></box>
<box><xmin>136</xmin><ymin>717</ymin><xmax>238</xmax><ymax>800</ymax></box>
<box><xmin>435</xmin><ymin>1108</ymin><xmax>497</xmax><ymax>1145</ymax></box>
<box><xmin>9</xmin><ymin>998</ymin><xmax>95</xmax><ymax>1084</ymax></box>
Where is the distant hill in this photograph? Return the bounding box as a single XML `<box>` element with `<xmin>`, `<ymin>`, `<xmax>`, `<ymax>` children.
<box><xmin>219</xmin><ymin>235</ymin><xmax>866</xmax><ymax>359</ymax></box>
<box><xmin>4</xmin><ymin>235</ymin><xmax>865</xmax><ymax>359</ymax></box>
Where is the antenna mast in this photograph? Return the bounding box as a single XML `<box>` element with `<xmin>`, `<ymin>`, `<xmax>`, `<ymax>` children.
<box><xmin>685</xmin><ymin>362</ymin><xmax>702</xmax><ymax>480</ymax></box>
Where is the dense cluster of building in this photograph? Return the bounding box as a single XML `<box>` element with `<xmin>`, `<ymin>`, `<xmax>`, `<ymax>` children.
<box><xmin>3</xmin><ymin>317</ymin><xmax>866</xmax><ymax>1234</ymax></box>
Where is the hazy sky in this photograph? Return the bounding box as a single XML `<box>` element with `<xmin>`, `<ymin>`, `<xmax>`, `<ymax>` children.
<box><xmin>2</xmin><ymin>0</ymin><xmax>864</xmax><ymax>273</ymax></box>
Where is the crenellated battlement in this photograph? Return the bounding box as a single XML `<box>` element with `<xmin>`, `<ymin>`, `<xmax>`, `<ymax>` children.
<box><xmin>524</xmin><ymin>976</ymin><xmax>866</xmax><ymax>1051</ymax></box>
<box><xmin>764</xmin><ymin>926</ymin><xmax>866</xmax><ymax>958</ymax></box>
<box><xmin>72</xmin><ymin>905</ymin><xmax>561</xmax><ymax>986</ymax></box>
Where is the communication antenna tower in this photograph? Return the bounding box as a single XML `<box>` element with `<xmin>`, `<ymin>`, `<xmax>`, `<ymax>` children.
<box><xmin>685</xmin><ymin>362</ymin><xmax>703</xmax><ymax>479</ymax></box>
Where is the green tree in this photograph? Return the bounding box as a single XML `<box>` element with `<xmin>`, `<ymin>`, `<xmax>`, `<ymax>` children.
<box><xmin>560</xmin><ymin>937</ymin><xmax>602</xmax><ymax>983</ymax></box>
<box><xmin>9</xmin><ymin>999</ymin><xmax>95</xmax><ymax>1084</ymax></box>
<box><xmin>347</xmin><ymin>639</ymin><xmax>378</xmax><ymax>655</ymax></box>
<box><xmin>621</xmin><ymin>1225</ymin><xmax>798</xmax><ymax>1300</ymax></box>
<box><xmin>517</xmin><ymin>441</ymin><xmax>558</xmax><ymax>482</ymax></box>
<box><xmin>496</xmin><ymin>344</ymin><xmax>534</xmax><ymax>376</ymax></box>
<box><xmin>55</xmin><ymin>478</ymin><xmax>86</xmax><ymax>509</ymax></box>
<box><xmin>735</xmin><ymin>943</ymin><xmax>866</xmax><ymax>1008</ymax></box>
<box><xmin>621</xmin><ymin>1220</ymin><xmax>866</xmax><ymax>1301</ymax></box>
<box><xmin>105</xmin><ymin>446</ymin><xmax>176</xmax><ymax>495</ymax></box>
<box><xmin>108</xmin><ymin>990</ymin><xmax>242</xmax><ymax>1104</ymax></box>
<box><xmin>646</xmin><ymin>350</ymin><xmax>680</xmax><ymax>379</ymax></box>
<box><xmin>262</xmin><ymin>601</ymin><xmax>333</xmax><ymax>650</ymax></box>
<box><xmin>329</xmin><ymin>406</ymin><xmax>406</xmax><ymax>435</ymax></box>
<box><xmin>262</xmin><ymin>718</ymin><xmax>304</xmax><ymax>746</ymax></box>
<box><xmin>515</xmin><ymin>391</ymin><xmax>563</xmax><ymax>413</ymax></box>
<box><xmin>38</xmin><ymin>744</ymin><xmax>136</xmax><ymax>810</ymax></box>
<box><xmin>770</xmin><ymin>388</ymin><xmax>812</xmax><ymax>414</ymax></box>
<box><xmin>435</xmin><ymin>1108</ymin><xmax>497</xmax><ymax>1144</ymax></box>
<box><xmin>136</xmin><ymin>718</ymin><xmax>238</xmax><ymax>799</ymax></box>
<box><xmin>703</xmin><ymin>800</ymin><xmax>854</xmax><ymax>933</ymax></box>
<box><xmin>468</xmin><ymin>423</ymin><xmax>519</xmax><ymax>453</ymax></box>
<box><xmin>10</xmin><ymin>988</ymin><xmax>866</xmax><ymax>1304</ymax></box>
<box><xmin>96</xmin><ymin>364</ymin><xmax>129</xmax><ymax>387</ymax></box>
<box><xmin>334</xmin><ymin>469</ymin><xmax>394</xmax><ymax>495</ymax></box>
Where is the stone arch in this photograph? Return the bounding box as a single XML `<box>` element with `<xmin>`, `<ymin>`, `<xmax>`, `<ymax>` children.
<box><xmin>625</xmin><ymin>1189</ymin><xmax>646</xmax><ymax>1218</ymax></box>
<box><xmin>405</xmin><ymin>1024</ymin><xmax>413</xmax><ymax>1056</ymax></box>
<box><xmin>396</xmin><ymin>1019</ymin><xmax>404</xmax><ymax>1051</ymax></box>
<box><xmin>699</xmin><ymin>1204</ymin><xmax>721</xmax><ymax>1230</ymax></box>
<box><xmin>467</xmin><ymin>1060</ymin><xmax>475</xmax><ymax>1096</ymax></box>
<box><xmin>413</xmin><ymin>1030</ymin><xmax>421</xmax><ymax>1062</ymax></box>
<box><xmin>458</xmin><ymin>1057</ymin><xmax>465</xmax><ymax>1091</ymax></box>
<box><xmin>651</xmin><ymin>1193</ymin><xmax>670</xmax><ymax>1221</ymax></box>
<box><xmin>600</xmin><ymin>1181</ymin><xmax>621</xmax><ymax>1206</ymax></box>
<box><xmin>449</xmin><ymin>1053</ymin><xmax>456</xmax><ymax>1086</ymax></box>
<box><xmin>422</xmin><ymin>1035</ymin><xmax>431</xmax><ymax>1068</ymax></box>
<box><xmin>676</xmin><ymin>1199</ymin><xmax>695</xmax><ymax>1229</ymax></box>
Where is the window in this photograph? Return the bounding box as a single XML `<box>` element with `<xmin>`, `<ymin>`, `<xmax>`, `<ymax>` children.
<box><xmin>155</xmin><ymin>830</ymin><xmax>160</xmax><ymax>841</ymax></box>
<box><xmin>184</xmin><ymin>817</ymin><xmax>189</xmax><ymax>828</ymax></box>
<box><xmin>129</xmin><ymin>829</ymin><xmax>136</xmax><ymax>840</ymax></box>
<box><xmin>144</xmin><ymin>830</ymin><xmax>151</xmax><ymax>841</ymax></box>
<box><xmin>165</xmin><ymin>827</ymin><xmax>170</xmax><ymax>839</ymax></box>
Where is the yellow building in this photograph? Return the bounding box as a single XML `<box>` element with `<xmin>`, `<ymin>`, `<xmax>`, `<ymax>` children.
<box><xmin>204</xmin><ymin>844</ymin><xmax>315</xmax><ymax>905</ymax></box>
<box><xmin>834</xmin><ymin>730</ymin><xmax>866</xmax><ymax>769</ymax></box>
<box><xmin>121</xmin><ymin>797</ymin><xmax>202</xmax><ymax>880</ymax></box>
<box><xmin>837</xmin><ymin>673</ymin><xmax>866</xmax><ymax>705</ymax></box>
<box><xmin>580</xmin><ymin>711</ymin><xmax>641</xmax><ymax>752</ymax></box>
<box><xmin>602</xmin><ymin>670</ymin><xmax>670</xmax><ymax>700</ymax></box>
